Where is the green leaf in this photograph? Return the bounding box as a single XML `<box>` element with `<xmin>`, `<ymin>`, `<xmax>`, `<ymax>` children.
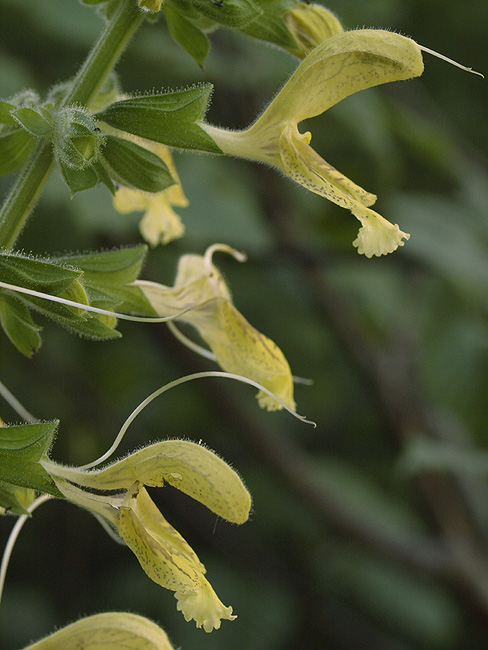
<box><xmin>102</xmin><ymin>135</ymin><xmax>176</xmax><ymax>192</ymax></box>
<box><xmin>59</xmin><ymin>246</ymin><xmax>147</xmax><ymax>286</ymax></box>
<box><xmin>0</xmin><ymin>294</ymin><xmax>42</xmax><ymax>357</ymax></box>
<box><xmin>7</xmin><ymin>278</ymin><xmax>90</xmax><ymax>329</ymax></box>
<box><xmin>11</xmin><ymin>106</ymin><xmax>52</xmax><ymax>136</ymax></box>
<box><xmin>0</xmin><ymin>421</ymin><xmax>62</xmax><ymax>496</ymax></box>
<box><xmin>58</xmin><ymin>157</ymin><xmax>99</xmax><ymax>196</ymax></box>
<box><xmin>167</xmin><ymin>0</ymin><xmax>200</xmax><ymax>19</ymax></box>
<box><xmin>95</xmin><ymin>86</ymin><xmax>222</xmax><ymax>153</ymax></box>
<box><xmin>0</xmin><ymin>253</ymin><xmax>82</xmax><ymax>294</ymax></box>
<box><xmin>57</xmin><ymin>246</ymin><xmax>156</xmax><ymax>315</ymax></box>
<box><xmin>0</xmin><ymin>128</ymin><xmax>36</xmax><ymax>176</ymax></box>
<box><xmin>65</xmin><ymin>313</ymin><xmax>122</xmax><ymax>340</ymax></box>
<box><xmin>0</xmin><ymin>101</ymin><xmax>16</xmax><ymax>124</ymax></box>
<box><xmin>0</xmin><ymin>421</ymin><xmax>56</xmax><ymax>453</ymax></box>
<box><xmin>0</xmin><ymin>482</ymin><xmax>35</xmax><ymax>515</ymax></box>
<box><xmin>164</xmin><ymin>6</ymin><xmax>210</xmax><ymax>67</ymax></box>
<box><xmin>238</xmin><ymin>0</ymin><xmax>298</xmax><ymax>50</ymax></box>
<box><xmin>179</xmin><ymin>0</ymin><xmax>262</xmax><ymax>28</ymax></box>
<box><xmin>93</xmin><ymin>159</ymin><xmax>117</xmax><ymax>195</ymax></box>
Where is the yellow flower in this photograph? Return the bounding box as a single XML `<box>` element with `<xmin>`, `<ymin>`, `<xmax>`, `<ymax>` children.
<box><xmin>201</xmin><ymin>29</ymin><xmax>424</xmax><ymax>257</ymax></box>
<box><xmin>113</xmin><ymin>145</ymin><xmax>188</xmax><ymax>247</ymax></box>
<box><xmin>135</xmin><ymin>244</ymin><xmax>296</xmax><ymax>411</ymax></box>
<box><xmin>119</xmin><ymin>484</ymin><xmax>236</xmax><ymax>632</ymax></box>
<box><xmin>138</xmin><ymin>0</ymin><xmax>163</xmax><ymax>11</ymax></box>
<box><xmin>285</xmin><ymin>3</ymin><xmax>343</xmax><ymax>57</ymax></box>
<box><xmin>21</xmin><ymin>612</ymin><xmax>175</xmax><ymax>650</ymax></box>
<box><xmin>44</xmin><ymin>438</ymin><xmax>251</xmax><ymax>632</ymax></box>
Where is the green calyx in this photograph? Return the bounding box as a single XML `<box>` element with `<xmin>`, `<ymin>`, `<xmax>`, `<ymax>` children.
<box><xmin>53</xmin><ymin>107</ymin><xmax>105</xmax><ymax>170</ymax></box>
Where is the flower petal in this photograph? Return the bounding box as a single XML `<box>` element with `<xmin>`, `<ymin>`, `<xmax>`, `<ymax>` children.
<box><xmin>137</xmin><ymin>245</ymin><xmax>296</xmax><ymax>410</ymax></box>
<box><xmin>113</xmin><ymin>144</ymin><xmax>188</xmax><ymax>247</ymax></box>
<box><xmin>139</xmin><ymin>196</ymin><xmax>185</xmax><ymax>246</ymax></box>
<box><xmin>113</xmin><ymin>185</ymin><xmax>148</xmax><ymax>213</ymax></box>
<box><xmin>352</xmin><ymin>205</ymin><xmax>410</xmax><ymax>257</ymax></box>
<box><xmin>286</xmin><ymin>3</ymin><xmax>343</xmax><ymax>57</ymax></box>
<box><xmin>262</xmin><ymin>29</ymin><xmax>424</xmax><ymax>124</ymax></box>
<box><xmin>21</xmin><ymin>612</ymin><xmax>175</xmax><ymax>650</ymax></box>
<box><xmin>118</xmin><ymin>485</ymin><xmax>205</xmax><ymax>592</ymax></box>
<box><xmin>175</xmin><ymin>579</ymin><xmax>237</xmax><ymax>632</ymax></box>
<box><xmin>279</xmin><ymin>123</ymin><xmax>377</xmax><ymax>208</ymax></box>
<box><xmin>198</xmin><ymin>299</ymin><xmax>296</xmax><ymax>411</ymax></box>
<box><xmin>66</xmin><ymin>439</ymin><xmax>252</xmax><ymax>524</ymax></box>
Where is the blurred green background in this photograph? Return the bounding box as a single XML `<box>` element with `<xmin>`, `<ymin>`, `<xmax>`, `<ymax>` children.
<box><xmin>1</xmin><ymin>0</ymin><xmax>488</xmax><ymax>648</ymax></box>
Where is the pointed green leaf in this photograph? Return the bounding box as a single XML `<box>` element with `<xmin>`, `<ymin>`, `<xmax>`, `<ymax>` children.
<box><xmin>102</xmin><ymin>135</ymin><xmax>175</xmax><ymax>192</ymax></box>
<box><xmin>0</xmin><ymin>128</ymin><xmax>36</xmax><ymax>176</ymax></box>
<box><xmin>0</xmin><ymin>294</ymin><xmax>42</xmax><ymax>357</ymax></box>
<box><xmin>67</xmin><ymin>315</ymin><xmax>121</xmax><ymax>340</ymax></box>
<box><xmin>167</xmin><ymin>0</ymin><xmax>200</xmax><ymax>19</ymax></box>
<box><xmin>0</xmin><ymin>101</ymin><xmax>16</xmax><ymax>124</ymax></box>
<box><xmin>12</xmin><ymin>282</ymin><xmax>89</xmax><ymax>327</ymax></box>
<box><xmin>164</xmin><ymin>6</ymin><xmax>210</xmax><ymax>67</ymax></box>
<box><xmin>93</xmin><ymin>160</ymin><xmax>117</xmax><ymax>195</ymax></box>
<box><xmin>0</xmin><ymin>422</ymin><xmax>62</xmax><ymax>496</ymax></box>
<box><xmin>95</xmin><ymin>86</ymin><xmax>222</xmax><ymax>153</ymax></box>
<box><xmin>11</xmin><ymin>106</ymin><xmax>52</xmax><ymax>136</ymax></box>
<box><xmin>0</xmin><ymin>253</ymin><xmax>82</xmax><ymax>293</ymax></box>
<box><xmin>56</xmin><ymin>246</ymin><xmax>156</xmax><ymax>316</ymax></box>
<box><xmin>0</xmin><ymin>482</ymin><xmax>35</xmax><ymax>516</ymax></box>
<box><xmin>58</xmin><ymin>157</ymin><xmax>99</xmax><ymax>195</ymax></box>
<box><xmin>239</xmin><ymin>0</ymin><xmax>298</xmax><ymax>50</ymax></box>
<box><xmin>186</xmin><ymin>0</ymin><xmax>261</xmax><ymax>28</ymax></box>
<box><xmin>0</xmin><ymin>421</ymin><xmax>57</xmax><ymax>453</ymax></box>
<box><xmin>0</xmin><ymin>455</ymin><xmax>62</xmax><ymax>496</ymax></box>
<box><xmin>59</xmin><ymin>246</ymin><xmax>148</xmax><ymax>286</ymax></box>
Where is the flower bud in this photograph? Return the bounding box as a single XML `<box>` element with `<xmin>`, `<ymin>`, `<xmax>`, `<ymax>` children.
<box><xmin>286</xmin><ymin>3</ymin><xmax>343</xmax><ymax>57</ymax></box>
<box><xmin>53</xmin><ymin>106</ymin><xmax>104</xmax><ymax>170</ymax></box>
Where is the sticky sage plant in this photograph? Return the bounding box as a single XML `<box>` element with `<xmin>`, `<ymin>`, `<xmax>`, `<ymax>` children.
<box><xmin>0</xmin><ymin>0</ymin><xmax>480</xmax><ymax>647</ymax></box>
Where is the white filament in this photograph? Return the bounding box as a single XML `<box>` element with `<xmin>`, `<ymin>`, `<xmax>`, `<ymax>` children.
<box><xmin>78</xmin><ymin>370</ymin><xmax>316</xmax><ymax>471</ymax></box>
<box><xmin>0</xmin><ymin>281</ymin><xmax>195</xmax><ymax>323</ymax></box>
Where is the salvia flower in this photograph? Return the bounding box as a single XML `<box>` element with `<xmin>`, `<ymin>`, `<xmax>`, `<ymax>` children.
<box><xmin>21</xmin><ymin>612</ymin><xmax>175</xmax><ymax>650</ymax></box>
<box><xmin>134</xmin><ymin>244</ymin><xmax>296</xmax><ymax>411</ymax></box>
<box><xmin>113</xmin><ymin>144</ymin><xmax>188</xmax><ymax>246</ymax></box>
<box><xmin>201</xmin><ymin>29</ymin><xmax>424</xmax><ymax>257</ymax></box>
<box><xmin>285</xmin><ymin>3</ymin><xmax>343</xmax><ymax>57</ymax></box>
<box><xmin>43</xmin><ymin>438</ymin><xmax>251</xmax><ymax>632</ymax></box>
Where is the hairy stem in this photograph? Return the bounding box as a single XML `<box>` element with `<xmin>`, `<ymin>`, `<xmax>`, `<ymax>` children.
<box><xmin>0</xmin><ymin>0</ymin><xmax>143</xmax><ymax>250</ymax></box>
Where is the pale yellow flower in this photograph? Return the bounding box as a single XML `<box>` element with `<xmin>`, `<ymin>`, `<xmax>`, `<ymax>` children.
<box><xmin>135</xmin><ymin>244</ymin><xmax>296</xmax><ymax>411</ymax></box>
<box><xmin>21</xmin><ymin>612</ymin><xmax>175</xmax><ymax>650</ymax></box>
<box><xmin>44</xmin><ymin>438</ymin><xmax>251</xmax><ymax>632</ymax></box>
<box><xmin>201</xmin><ymin>30</ymin><xmax>424</xmax><ymax>257</ymax></box>
<box><xmin>138</xmin><ymin>0</ymin><xmax>163</xmax><ymax>12</ymax></box>
<box><xmin>113</xmin><ymin>145</ymin><xmax>188</xmax><ymax>246</ymax></box>
<box><xmin>286</xmin><ymin>3</ymin><xmax>343</xmax><ymax>57</ymax></box>
<box><xmin>119</xmin><ymin>484</ymin><xmax>236</xmax><ymax>632</ymax></box>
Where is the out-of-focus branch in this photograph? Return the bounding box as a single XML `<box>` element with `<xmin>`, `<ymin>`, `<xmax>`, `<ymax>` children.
<box><xmin>254</xmin><ymin>165</ymin><xmax>488</xmax><ymax>614</ymax></box>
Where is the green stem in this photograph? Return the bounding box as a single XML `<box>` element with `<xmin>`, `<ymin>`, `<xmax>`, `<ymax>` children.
<box><xmin>0</xmin><ymin>0</ymin><xmax>144</xmax><ymax>250</ymax></box>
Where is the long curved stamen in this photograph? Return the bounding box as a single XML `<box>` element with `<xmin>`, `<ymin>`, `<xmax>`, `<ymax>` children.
<box><xmin>0</xmin><ymin>281</ymin><xmax>195</xmax><ymax>323</ymax></box>
<box><xmin>78</xmin><ymin>371</ymin><xmax>316</xmax><ymax>471</ymax></box>
<box><xmin>203</xmin><ymin>243</ymin><xmax>247</xmax><ymax>270</ymax></box>
<box><xmin>167</xmin><ymin>321</ymin><xmax>315</xmax><ymax>387</ymax></box>
<box><xmin>0</xmin><ymin>380</ymin><xmax>38</xmax><ymax>423</ymax></box>
<box><xmin>419</xmin><ymin>45</ymin><xmax>484</xmax><ymax>77</ymax></box>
